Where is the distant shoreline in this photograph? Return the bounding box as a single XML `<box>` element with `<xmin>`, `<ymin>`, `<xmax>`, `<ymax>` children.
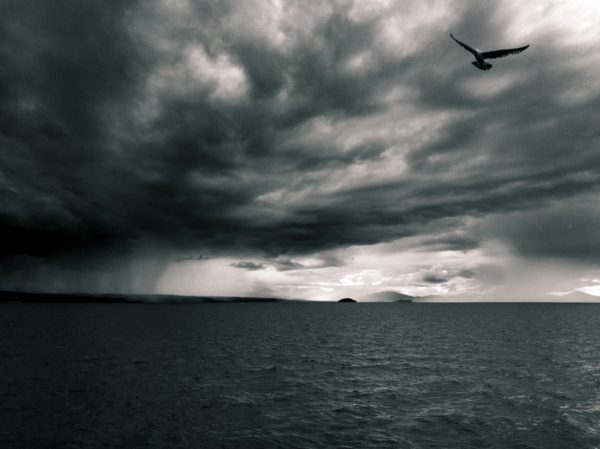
<box><xmin>3</xmin><ymin>290</ymin><xmax>599</xmax><ymax>303</ymax></box>
<box><xmin>0</xmin><ymin>291</ymin><xmax>282</xmax><ymax>304</ymax></box>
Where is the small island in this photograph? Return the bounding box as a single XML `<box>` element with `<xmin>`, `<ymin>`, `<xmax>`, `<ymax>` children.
<box><xmin>338</xmin><ymin>298</ymin><xmax>356</xmax><ymax>302</ymax></box>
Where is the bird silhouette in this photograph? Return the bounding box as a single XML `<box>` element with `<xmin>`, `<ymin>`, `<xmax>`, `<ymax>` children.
<box><xmin>450</xmin><ymin>34</ymin><xmax>529</xmax><ymax>71</ymax></box>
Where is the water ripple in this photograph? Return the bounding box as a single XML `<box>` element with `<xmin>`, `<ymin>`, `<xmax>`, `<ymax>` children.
<box><xmin>2</xmin><ymin>302</ymin><xmax>600</xmax><ymax>448</ymax></box>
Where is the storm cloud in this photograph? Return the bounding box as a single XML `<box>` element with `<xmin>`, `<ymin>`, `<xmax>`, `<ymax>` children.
<box><xmin>2</xmin><ymin>0</ymin><xmax>600</xmax><ymax>298</ymax></box>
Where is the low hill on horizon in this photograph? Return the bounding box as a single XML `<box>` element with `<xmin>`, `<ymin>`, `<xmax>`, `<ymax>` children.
<box><xmin>358</xmin><ymin>291</ymin><xmax>414</xmax><ymax>302</ymax></box>
<box><xmin>411</xmin><ymin>290</ymin><xmax>600</xmax><ymax>302</ymax></box>
<box><xmin>552</xmin><ymin>291</ymin><xmax>600</xmax><ymax>302</ymax></box>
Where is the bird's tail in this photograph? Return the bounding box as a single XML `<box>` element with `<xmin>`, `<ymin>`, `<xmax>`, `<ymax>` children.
<box><xmin>472</xmin><ymin>61</ymin><xmax>492</xmax><ymax>71</ymax></box>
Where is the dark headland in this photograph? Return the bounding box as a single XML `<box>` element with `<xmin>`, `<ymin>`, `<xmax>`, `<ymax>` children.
<box><xmin>0</xmin><ymin>291</ymin><xmax>282</xmax><ymax>304</ymax></box>
<box><xmin>0</xmin><ymin>291</ymin><xmax>142</xmax><ymax>304</ymax></box>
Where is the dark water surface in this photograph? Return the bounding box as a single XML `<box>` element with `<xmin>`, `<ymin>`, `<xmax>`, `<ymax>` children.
<box><xmin>2</xmin><ymin>303</ymin><xmax>600</xmax><ymax>448</ymax></box>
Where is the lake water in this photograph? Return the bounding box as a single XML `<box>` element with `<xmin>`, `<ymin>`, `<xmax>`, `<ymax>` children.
<box><xmin>2</xmin><ymin>302</ymin><xmax>600</xmax><ymax>448</ymax></box>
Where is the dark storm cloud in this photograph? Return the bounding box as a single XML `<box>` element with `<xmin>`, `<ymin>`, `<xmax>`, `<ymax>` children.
<box><xmin>422</xmin><ymin>274</ymin><xmax>448</xmax><ymax>284</ymax></box>
<box><xmin>1</xmin><ymin>0</ymin><xmax>143</xmax><ymax>259</ymax></box>
<box><xmin>482</xmin><ymin>200</ymin><xmax>600</xmax><ymax>264</ymax></box>
<box><xmin>457</xmin><ymin>268</ymin><xmax>476</xmax><ymax>279</ymax></box>
<box><xmin>0</xmin><ymin>1</ymin><xmax>139</xmax><ymax>138</ymax></box>
<box><xmin>177</xmin><ymin>255</ymin><xmax>214</xmax><ymax>261</ymax></box>
<box><xmin>230</xmin><ymin>262</ymin><xmax>265</xmax><ymax>271</ymax></box>
<box><xmin>411</xmin><ymin>264</ymin><xmax>476</xmax><ymax>285</ymax></box>
<box><xmin>271</xmin><ymin>259</ymin><xmax>305</xmax><ymax>271</ymax></box>
<box><xmin>2</xmin><ymin>0</ymin><xmax>401</xmax><ymax>264</ymax></box>
<box><xmin>271</xmin><ymin>253</ymin><xmax>347</xmax><ymax>271</ymax></box>
<box><xmin>231</xmin><ymin>254</ymin><xmax>345</xmax><ymax>272</ymax></box>
<box><xmin>418</xmin><ymin>232</ymin><xmax>481</xmax><ymax>252</ymax></box>
<box><xmin>2</xmin><ymin>0</ymin><xmax>600</xmax><ymax>292</ymax></box>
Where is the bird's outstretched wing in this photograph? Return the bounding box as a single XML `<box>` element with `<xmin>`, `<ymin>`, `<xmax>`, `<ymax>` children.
<box><xmin>450</xmin><ymin>34</ymin><xmax>477</xmax><ymax>55</ymax></box>
<box><xmin>482</xmin><ymin>45</ymin><xmax>529</xmax><ymax>59</ymax></box>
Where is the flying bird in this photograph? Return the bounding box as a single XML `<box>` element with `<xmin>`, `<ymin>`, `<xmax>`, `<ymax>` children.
<box><xmin>450</xmin><ymin>34</ymin><xmax>529</xmax><ymax>71</ymax></box>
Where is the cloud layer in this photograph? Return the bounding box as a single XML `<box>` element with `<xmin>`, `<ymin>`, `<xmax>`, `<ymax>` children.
<box><xmin>2</xmin><ymin>0</ymin><xmax>600</xmax><ymax>297</ymax></box>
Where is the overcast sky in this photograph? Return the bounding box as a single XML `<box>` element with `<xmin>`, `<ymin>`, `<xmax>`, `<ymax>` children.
<box><xmin>2</xmin><ymin>0</ymin><xmax>600</xmax><ymax>300</ymax></box>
